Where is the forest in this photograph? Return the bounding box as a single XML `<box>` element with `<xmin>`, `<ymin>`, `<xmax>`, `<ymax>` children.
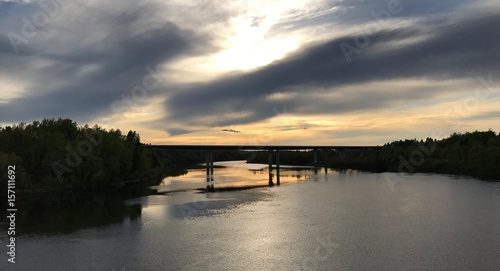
<box><xmin>1</xmin><ymin>119</ymin><xmax>499</xmax><ymax>196</ymax></box>
<box><xmin>0</xmin><ymin>118</ymin><xmax>245</xmax><ymax>194</ymax></box>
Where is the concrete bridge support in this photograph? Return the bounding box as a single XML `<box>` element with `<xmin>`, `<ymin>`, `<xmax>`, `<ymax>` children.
<box><xmin>267</xmin><ymin>150</ymin><xmax>282</xmax><ymax>186</ymax></box>
<box><xmin>268</xmin><ymin>150</ymin><xmax>274</xmax><ymax>186</ymax></box>
<box><xmin>206</xmin><ymin>151</ymin><xmax>214</xmax><ymax>191</ymax></box>
<box><xmin>314</xmin><ymin>149</ymin><xmax>318</xmax><ymax>174</ymax></box>
<box><xmin>210</xmin><ymin>152</ymin><xmax>214</xmax><ymax>178</ymax></box>
<box><xmin>276</xmin><ymin>151</ymin><xmax>280</xmax><ymax>185</ymax></box>
<box><xmin>323</xmin><ymin>150</ymin><xmax>328</xmax><ymax>174</ymax></box>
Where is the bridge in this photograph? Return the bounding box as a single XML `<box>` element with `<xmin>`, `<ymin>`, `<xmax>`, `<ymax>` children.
<box><xmin>147</xmin><ymin>145</ymin><xmax>381</xmax><ymax>191</ymax></box>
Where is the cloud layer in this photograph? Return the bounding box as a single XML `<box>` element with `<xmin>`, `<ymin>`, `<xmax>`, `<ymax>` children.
<box><xmin>1</xmin><ymin>0</ymin><xmax>499</xmax><ymax>144</ymax></box>
<box><xmin>166</xmin><ymin>11</ymin><xmax>500</xmax><ymax>127</ymax></box>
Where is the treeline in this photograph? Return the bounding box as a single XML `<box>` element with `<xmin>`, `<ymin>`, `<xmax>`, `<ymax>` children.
<box><xmin>380</xmin><ymin>130</ymin><xmax>500</xmax><ymax>180</ymax></box>
<box><xmin>0</xmin><ymin>118</ymin><xmax>151</xmax><ymax>191</ymax></box>
<box><xmin>0</xmin><ymin>118</ymin><xmax>245</xmax><ymax>192</ymax></box>
<box><xmin>249</xmin><ymin>130</ymin><xmax>500</xmax><ymax>181</ymax></box>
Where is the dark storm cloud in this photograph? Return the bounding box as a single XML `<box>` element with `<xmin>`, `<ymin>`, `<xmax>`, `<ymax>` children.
<box><xmin>0</xmin><ymin>1</ymin><xmax>208</xmax><ymax>123</ymax></box>
<box><xmin>0</xmin><ymin>34</ymin><xmax>35</xmax><ymax>55</ymax></box>
<box><xmin>166</xmin><ymin>11</ymin><xmax>500</xmax><ymax>129</ymax></box>
<box><xmin>41</xmin><ymin>22</ymin><xmax>192</xmax><ymax>82</ymax></box>
<box><xmin>0</xmin><ymin>1</ymin><xmax>41</xmax><ymax>57</ymax></box>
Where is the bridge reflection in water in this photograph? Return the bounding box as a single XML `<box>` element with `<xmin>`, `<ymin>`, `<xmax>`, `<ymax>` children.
<box><xmin>147</xmin><ymin>145</ymin><xmax>380</xmax><ymax>191</ymax></box>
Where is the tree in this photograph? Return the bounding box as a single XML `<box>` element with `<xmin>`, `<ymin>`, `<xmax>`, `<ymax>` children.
<box><xmin>126</xmin><ymin>130</ymin><xmax>141</xmax><ymax>145</ymax></box>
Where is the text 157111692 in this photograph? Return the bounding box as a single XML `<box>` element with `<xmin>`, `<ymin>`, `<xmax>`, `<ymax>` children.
<box><xmin>7</xmin><ymin>165</ymin><xmax>16</xmax><ymax>264</ymax></box>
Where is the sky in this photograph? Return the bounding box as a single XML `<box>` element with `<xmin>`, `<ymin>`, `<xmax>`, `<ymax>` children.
<box><xmin>0</xmin><ymin>0</ymin><xmax>499</xmax><ymax>145</ymax></box>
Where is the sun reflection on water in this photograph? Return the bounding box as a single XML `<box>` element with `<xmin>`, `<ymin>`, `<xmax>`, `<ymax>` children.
<box><xmin>157</xmin><ymin>161</ymin><xmax>318</xmax><ymax>193</ymax></box>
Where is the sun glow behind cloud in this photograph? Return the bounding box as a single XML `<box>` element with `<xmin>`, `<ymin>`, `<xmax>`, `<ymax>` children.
<box><xmin>163</xmin><ymin>0</ymin><xmax>343</xmax><ymax>80</ymax></box>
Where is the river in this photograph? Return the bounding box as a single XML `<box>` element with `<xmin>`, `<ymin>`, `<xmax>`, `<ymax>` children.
<box><xmin>1</xmin><ymin>161</ymin><xmax>499</xmax><ymax>270</ymax></box>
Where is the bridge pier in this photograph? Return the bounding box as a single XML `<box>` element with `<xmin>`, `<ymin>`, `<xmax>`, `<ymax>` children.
<box><xmin>323</xmin><ymin>150</ymin><xmax>328</xmax><ymax>174</ymax></box>
<box><xmin>267</xmin><ymin>150</ymin><xmax>281</xmax><ymax>186</ymax></box>
<box><xmin>206</xmin><ymin>151</ymin><xmax>214</xmax><ymax>191</ymax></box>
<box><xmin>276</xmin><ymin>151</ymin><xmax>280</xmax><ymax>186</ymax></box>
<box><xmin>314</xmin><ymin>149</ymin><xmax>318</xmax><ymax>174</ymax></box>
<box><xmin>210</xmin><ymin>152</ymin><xmax>214</xmax><ymax>178</ymax></box>
<box><xmin>314</xmin><ymin>149</ymin><xmax>318</xmax><ymax>166</ymax></box>
<box><xmin>268</xmin><ymin>150</ymin><xmax>274</xmax><ymax>186</ymax></box>
<box><xmin>206</xmin><ymin>152</ymin><xmax>210</xmax><ymax>181</ymax></box>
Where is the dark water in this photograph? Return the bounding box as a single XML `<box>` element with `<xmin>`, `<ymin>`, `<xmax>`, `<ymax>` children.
<box><xmin>1</xmin><ymin>161</ymin><xmax>500</xmax><ymax>270</ymax></box>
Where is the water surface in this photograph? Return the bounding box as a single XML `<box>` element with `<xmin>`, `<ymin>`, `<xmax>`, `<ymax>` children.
<box><xmin>1</xmin><ymin>162</ymin><xmax>499</xmax><ymax>270</ymax></box>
